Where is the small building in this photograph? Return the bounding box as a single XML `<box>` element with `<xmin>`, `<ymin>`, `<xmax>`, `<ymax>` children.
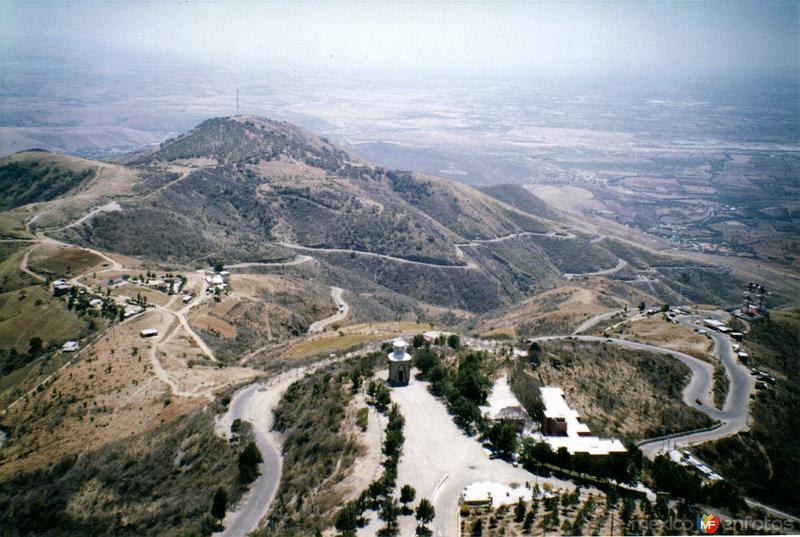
<box><xmin>53</xmin><ymin>284</ymin><xmax>71</xmax><ymax>297</ymax></box>
<box><xmin>480</xmin><ymin>376</ymin><xmax>529</xmax><ymax>432</ymax></box>
<box><xmin>387</xmin><ymin>338</ymin><xmax>412</xmax><ymax>385</ymax></box>
<box><xmin>462</xmin><ymin>481</ymin><xmax>534</xmax><ymax>508</ymax></box>
<box><xmin>62</xmin><ymin>341</ymin><xmax>79</xmax><ymax>352</ymax></box>
<box><xmin>538</xmin><ymin>386</ymin><xmax>626</xmax><ymax>455</ymax></box>
<box><xmin>89</xmin><ymin>298</ymin><xmax>104</xmax><ymax>309</ymax></box>
<box><xmin>123</xmin><ymin>305</ymin><xmax>143</xmax><ymax>318</ymax></box>
<box><xmin>182</xmin><ymin>295</ymin><xmax>193</xmax><ymax>304</ymax></box>
<box><xmin>730</xmin><ymin>332</ymin><xmax>744</xmax><ymax>341</ymax></box>
<box><xmin>139</xmin><ymin>328</ymin><xmax>158</xmax><ymax>338</ymax></box>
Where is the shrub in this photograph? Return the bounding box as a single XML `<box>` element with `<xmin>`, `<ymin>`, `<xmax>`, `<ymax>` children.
<box><xmin>238</xmin><ymin>441</ymin><xmax>263</xmax><ymax>484</ymax></box>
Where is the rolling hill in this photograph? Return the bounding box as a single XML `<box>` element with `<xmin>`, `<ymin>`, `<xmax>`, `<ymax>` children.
<box><xmin>2</xmin><ymin>116</ymin><xmax>745</xmax><ymax>315</ymax></box>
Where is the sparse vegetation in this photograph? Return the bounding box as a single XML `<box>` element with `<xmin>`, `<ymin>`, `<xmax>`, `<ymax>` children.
<box><xmin>0</xmin><ymin>410</ymin><xmax>242</xmax><ymax>536</ymax></box>
<box><xmin>512</xmin><ymin>340</ymin><xmax>713</xmax><ymax>441</ymax></box>
<box><xmin>260</xmin><ymin>354</ymin><xmax>380</xmax><ymax>536</ymax></box>
<box><xmin>0</xmin><ymin>155</ymin><xmax>95</xmax><ymax>210</ymax></box>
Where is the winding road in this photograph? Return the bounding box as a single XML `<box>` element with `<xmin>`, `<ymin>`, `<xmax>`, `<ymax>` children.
<box><xmin>572</xmin><ymin>308</ymin><xmax>625</xmax><ymax>335</ymax></box>
<box><xmin>530</xmin><ymin>321</ymin><xmax>754</xmax><ymax>459</ymax></box>
<box><xmin>564</xmin><ymin>258</ymin><xmax>628</xmax><ymax>280</ymax></box>
<box><xmin>217</xmin><ymin>383</ymin><xmax>284</xmax><ymax>537</ymax></box>
<box><xmin>223</xmin><ymin>255</ymin><xmax>314</xmax><ymax>270</ymax></box>
<box><xmin>277</xmin><ymin>241</ymin><xmax>477</xmax><ymax>269</ymax></box>
<box><xmin>308</xmin><ymin>286</ymin><xmax>349</xmax><ymax>333</ymax></box>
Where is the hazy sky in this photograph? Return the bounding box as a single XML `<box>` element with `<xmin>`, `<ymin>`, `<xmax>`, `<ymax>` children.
<box><xmin>2</xmin><ymin>1</ymin><xmax>798</xmax><ymax>77</ymax></box>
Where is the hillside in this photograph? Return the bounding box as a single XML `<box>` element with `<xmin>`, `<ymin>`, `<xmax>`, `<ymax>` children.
<box><xmin>3</xmin><ymin>116</ymin><xmax>745</xmax><ymax>315</ymax></box>
<box><xmin>0</xmin><ymin>151</ymin><xmax>96</xmax><ymax>210</ymax></box>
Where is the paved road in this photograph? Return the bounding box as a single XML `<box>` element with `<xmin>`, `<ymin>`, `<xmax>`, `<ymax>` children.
<box><xmin>277</xmin><ymin>241</ymin><xmax>477</xmax><ymax>269</ymax></box>
<box><xmin>454</xmin><ymin>230</ymin><xmax>577</xmax><ymax>249</ymax></box>
<box><xmin>223</xmin><ymin>255</ymin><xmax>314</xmax><ymax>270</ymax></box>
<box><xmin>545</xmin><ymin>315</ymin><xmax>753</xmax><ymax>459</ymax></box>
<box><xmin>572</xmin><ymin>309</ymin><xmax>624</xmax><ymax>335</ymax></box>
<box><xmin>392</xmin><ymin>375</ymin><xmax>575</xmax><ymax>537</ymax></box>
<box><xmin>216</xmin><ymin>358</ymin><xmax>343</xmax><ymax>536</ymax></box>
<box><xmin>564</xmin><ymin>258</ymin><xmax>628</xmax><ymax>280</ymax></box>
<box><xmin>532</xmin><ymin>334</ymin><xmax>719</xmax><ymax>419</ymax></box>
<box><xmin>635</xmin><ymin>315</ymin><xmax>755</xmax><ymax>456</ymax></box>
<box><xmin>218</xmin><ymin>384</ymin><xmax>284</xmax><ymax>537</ymax></box>
<box><xmin>308</xmin><ymin>286</ymin><xmax>349</xmax><ymax>333</ymax></box>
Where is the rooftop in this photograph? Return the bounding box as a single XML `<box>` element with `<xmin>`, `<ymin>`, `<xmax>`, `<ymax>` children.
<box><xmin>538</xmin><ymin>386</ymin><xmax>624</xmax><ymax>455</ymax></box>
<box><xmin>462</xmin><ymin>481</ymin><xmax>534</xmax><ymax>508</ymax></box>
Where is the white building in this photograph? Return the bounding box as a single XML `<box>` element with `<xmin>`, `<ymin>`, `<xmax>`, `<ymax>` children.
<box><xmin>538</xmin><ymin>387</ymin><xmax>626</xmax><ymax>456</ymax></box>
<box><xmin>387</xmin><ymin>338</ymin><xmax>412</xmax><ymax>385</ymax></box>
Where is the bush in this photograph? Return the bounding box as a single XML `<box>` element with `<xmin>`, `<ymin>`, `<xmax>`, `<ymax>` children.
<box><xmin>211</xmin><ymin>487</ymin><xmax>227</xmax><ymax>519</ymax></box>
<box><xmin>238</xmin><ymin>441</ymin><xmax>263</xmax><ymax>484</ymax></box>
<box><xmin>413</xmin><ymin>347</ymin><xmax>439</xmax><ymax>377</ymax></box>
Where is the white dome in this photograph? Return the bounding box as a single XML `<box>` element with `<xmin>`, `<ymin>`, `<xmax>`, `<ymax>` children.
<box><xmin>389</xmin><ymin>338</ymin><xmax>411</xmax><ymax>362</ymax></box>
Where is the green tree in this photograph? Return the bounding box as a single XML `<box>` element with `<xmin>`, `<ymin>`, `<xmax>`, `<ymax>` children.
<box><xmin>211</xmin><ymin>487</ymin><xmax>227</xmax><ymax>520</ymax></box>
<box><xmin>523</xmin><ymin>509</ymin><xmax>535</xmax><ymax>532</ymax></box>
<box><xmin>447</xmin><ymin>334</ymin><xmax>461</xmax><ymax>349</ymax></box>
<box><xmin>238</xmin><ymin>441</ymin><xmax>263</xmax><ymax>484</ymax></box>
<box><xmin>379</xmin><ymin>497</ymin><xmax>399</xmax><ymax>532</ymax></box>
<box><xmin>412</xmin><ymin>333</ymin><xmax>426</xmax><ymax>348</ymax></box>
<box><xmin>514</xmin><ymin>498</ymin><xmax>526</xmax><ymax>523</ymax></box>
<box><xmin>528</xmin><ymin>341</ymin><xmax>542</xmax><ymax>368</ymax></box>
<box><xmin>486</xmin><ymin>421</ymin><xmax>518</xmax><ymax>460</ymax></box>
<box><xmin>28</xmin><ymin>336</ymin><xmax>43</xmax><ymax>356</ymax></box>
<box><xmin>400</xmin><ymin>484</ymin><xmax>416</xmax><ymax>513</ymax></box>
<box><xmin>413</xmin><ymin>347</ymin><xmax>439</xmax><ymax>377</ymax></box>
<box><xmin>415</xmin><ymin>498</ymin><xmax>435</xmax><ymax>530</ymax></box>
<box><xmin>335</xmin><ymin>502</ymin><xmax>360</xmax><ymax>536</ymax></box>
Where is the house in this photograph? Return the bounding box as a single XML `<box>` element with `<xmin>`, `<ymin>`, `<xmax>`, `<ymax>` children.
<box><xmin>182</xmin><ymin>295</ymin><xmax>193</xmax><ymax>304</ymax></box>
<box><xmin>139</xmin><ymin>328</ymin><xmax>158</xmax><ymax>338</ymax></box>
<box><xmin>53</xmin><ymin>284</ymin><xmax>71</xmax><ymax>297</ymax></box>
<box><xmin>538</xmin><ymin>387</ymin><xmax>626</xmax><ymax>455</ymax></box>
<box><xmin>89</xmin><ymin>298</ymin><xmax>104</xmax><ymax>309</ymax></box>
<box><xmin>62</xmin><ymin>341</ymin><xmax>79</xmax><ymax>352</ymax></box>
<box><xmin>123</xmin><ymin>305</ymin><xmax>143</xmax><ymax>318</ymax></box>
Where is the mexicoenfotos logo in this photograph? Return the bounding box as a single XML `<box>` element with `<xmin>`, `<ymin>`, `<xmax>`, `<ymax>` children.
<box><xmin>697</xmin><ymin>513</ymin><xmax>721</xmax><ymax>534</ymax></box>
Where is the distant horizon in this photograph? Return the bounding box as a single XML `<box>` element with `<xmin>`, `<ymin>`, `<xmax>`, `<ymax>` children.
<box><xmin>2</xmin><ymin>1</ymin><xmax>798</xmax><ymax>79</ymax></box>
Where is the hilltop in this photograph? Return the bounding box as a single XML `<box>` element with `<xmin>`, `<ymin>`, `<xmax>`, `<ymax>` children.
<box><xmin>1</xmin><ymin>116</ymin><xmax>746</xmax><ymax>318</ymax></box>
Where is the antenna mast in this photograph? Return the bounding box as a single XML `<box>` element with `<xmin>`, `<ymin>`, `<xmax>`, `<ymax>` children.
<box><xmin>236</xmin><ymin>89</ymin><xmax>240</xmax><ymax>116</ymax></box>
